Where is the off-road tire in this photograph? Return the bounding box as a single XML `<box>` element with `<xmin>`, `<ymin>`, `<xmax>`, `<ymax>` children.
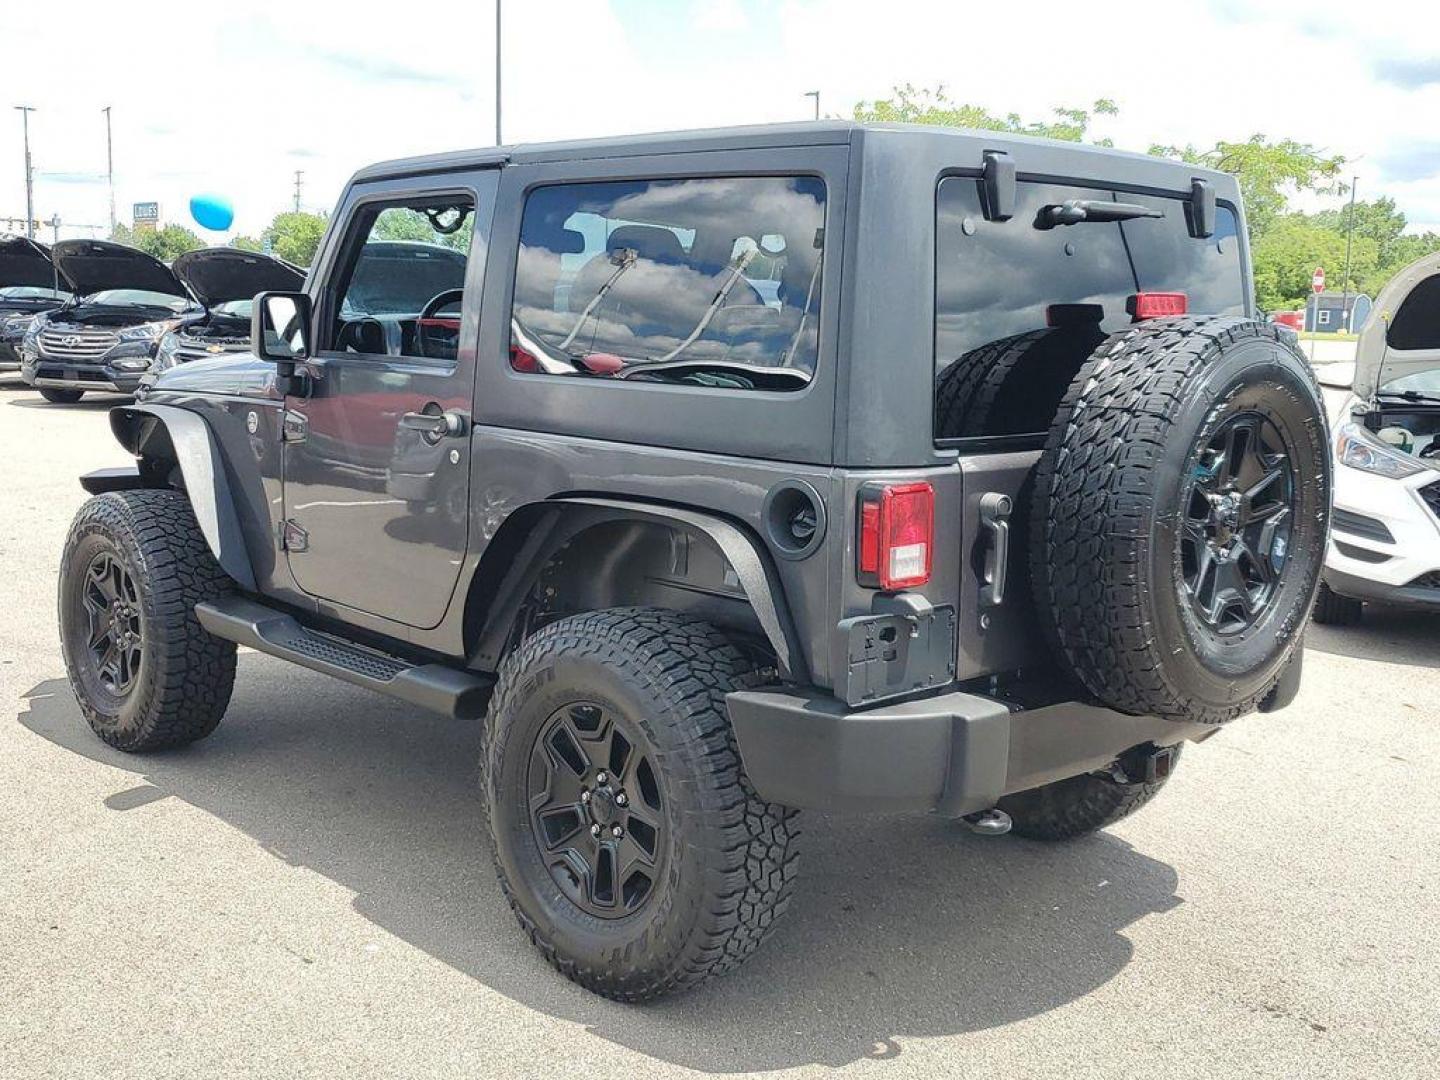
<box><xmin>59</xmin><ymin>490</ymin><xmax>236</xmax><ymax>752</ymax></box>
<box><xmin>39</xmin><ymin>387</ymin><xmax>84</xmax><ymax>404</ymax></box>
<box><xmin>482</xmin><ymin>607</ymin><xmax>799</xmax><ymax>1001</ymax></box>
<box><xmin>1031</xmin><ymin>317</ymin><xmax>1330</xmax><ymax>725</ymax></box>
<box><xmin>999</xmin><ymin>745</ymin><xmax>1182</xmax><ymax>841</ymax></box>
<box><xmin>1312</xmin><ymin>580</ymin><xmax>1363</xmax><ymax>625</ymax></box>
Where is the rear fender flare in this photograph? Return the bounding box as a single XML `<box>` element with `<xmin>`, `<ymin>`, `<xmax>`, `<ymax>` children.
<box><xmin>470</xmin><ymin>497</ymin><xmax>806</xmax><ymax>682</ymax></box>
<box><xmin>108</xmin><ymin>403</ymin><xmax>257</xmax><ymax>591</ymax></box>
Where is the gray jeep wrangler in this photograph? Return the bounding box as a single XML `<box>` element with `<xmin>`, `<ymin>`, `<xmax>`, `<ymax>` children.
<box><xmin>57</xmin><ymin>122</ymin><xmax>1330</xmax><ymax>1001</ymax></box>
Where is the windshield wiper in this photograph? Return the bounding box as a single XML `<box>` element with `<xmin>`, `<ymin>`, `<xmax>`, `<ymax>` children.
<box><xmin>1378</xmin><ymin>389</ymin><xmax>1440</xmax><ymax>405</ymax></box>
<box><xmin>1037</xmin><ymin>200</ymin><xmax>1164</xmax><ymax>229</ymax></box>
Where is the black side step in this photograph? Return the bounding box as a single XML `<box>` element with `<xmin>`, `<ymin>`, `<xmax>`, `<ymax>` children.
<box><xmin>195</xmin><ymin>597</ymin><xmax>493</xmax><ymax>720</ymax></box>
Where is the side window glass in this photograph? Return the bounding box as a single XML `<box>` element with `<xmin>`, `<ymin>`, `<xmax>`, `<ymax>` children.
<box><xmin>510</xmin><ymin>176</ymin><xmax>826</xmax><ymax>391</ymax></box>
<box><xmin>325</xmin><ymin>197</ymin><xmax>475</xmax><ymax>360</ymax></box>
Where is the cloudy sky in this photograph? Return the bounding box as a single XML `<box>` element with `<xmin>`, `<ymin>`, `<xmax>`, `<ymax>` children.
<box><xmin>3</xmin><ymin>0</ymin><xmax>1437</xmax><ymax>241</ymax></box>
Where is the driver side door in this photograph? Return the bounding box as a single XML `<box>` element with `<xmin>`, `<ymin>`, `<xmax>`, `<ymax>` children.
<box><xmin>281</xmin><ymin>170</ymin><xmax>497</xmax><ymax>629</ymax></box>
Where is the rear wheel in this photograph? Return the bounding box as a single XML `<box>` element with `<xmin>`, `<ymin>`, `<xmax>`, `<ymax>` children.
<box><xmin>1312</xmin><ymin>580</ymin><xmax>1364</xmax><ymax>625</ymax></box>
<box><xmin>999</xmin><ymin>745</ymin><xmax>1182</xmax><ymax>842</ymax></box>
<box><xmin>482</xmin><ymin>608</ymin><xmax>799</xmax><ymax>1001</ymax></box>
<box><xmin>39</xmin><ymin>387</ymin><xmax>84</xmax><ymax>403</ymax></box>
<box><xmin>58</xmin><ymin>490</ymin><xmax>237</xmax><ymax>752</ymax></box>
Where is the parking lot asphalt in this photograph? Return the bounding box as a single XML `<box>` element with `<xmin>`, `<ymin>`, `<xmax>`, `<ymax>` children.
<box><xmin>1</xmin><ymin>379</ymin><xmax>1436</xmax><ymax>1080</ymax></box>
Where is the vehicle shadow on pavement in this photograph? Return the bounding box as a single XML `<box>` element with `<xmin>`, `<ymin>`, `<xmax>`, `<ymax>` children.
<box><xmin>18</xmin><ymin>662</ymin><xmax>1182</xmax><ymax>1073</ymax></box>
<box><xmin>1306</xmin><ymin>609</ymin><xmax>1440</xmax><ymax>668</ymax></box>
<box><xmin>5</xmin><ymin>395</ymin><xmax>127</xmax><ymax>410</ymax></box>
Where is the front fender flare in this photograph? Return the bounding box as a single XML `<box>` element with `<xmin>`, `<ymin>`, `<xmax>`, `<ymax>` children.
<box><xmin>472</xmin><ymin>497</ymin><xmax>807</xmax><ymax>682</ymax></box>
<box><xmin>108</xmin><ymin>403</ymin><xmax>257</xmax><ymax>591</ymax></box>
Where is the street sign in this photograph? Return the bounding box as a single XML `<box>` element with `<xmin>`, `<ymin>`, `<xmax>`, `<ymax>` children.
<box><xmin>132</xmin><ymin>201</ymin><xmax>160</xmax><ymax>233</ymax></box>
<box><xmin>1312</xmin><ymin>266</ymin><xmax>1325</xmax><ymax>294</ymax></box>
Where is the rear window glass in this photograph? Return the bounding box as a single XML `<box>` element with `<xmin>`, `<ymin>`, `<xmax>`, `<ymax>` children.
<box><xmin>511</xmin><ymin>176</ymin><xmax>826</xmax><ymax>392</ymax></box>
<box><xmin>934</xmin><ymin>178</ymin><xmax>1244</xmax><ymax>441</ymax></box>
<box><xmin>1386</xmin><ymin>274</ymin><xmax>1440</xmax><ymax>351</ymax></box>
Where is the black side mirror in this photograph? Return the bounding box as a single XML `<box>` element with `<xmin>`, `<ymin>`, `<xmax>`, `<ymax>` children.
<box><xmin>252</xmin><ymin>291</ymin><xmax>312</xmax><ymax>365</ymax></box>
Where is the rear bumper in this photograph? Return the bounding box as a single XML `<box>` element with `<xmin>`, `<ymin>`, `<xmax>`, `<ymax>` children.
<box><xmin>726</xmin><ymin>687</ymin><xmax>1216</xmax><ymax>817</ymax></box>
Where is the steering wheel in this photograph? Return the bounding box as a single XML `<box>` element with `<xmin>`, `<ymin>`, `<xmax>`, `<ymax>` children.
<box><xmin>417</xmin><ymin>289</ymin><xmax>465</xmax><ymax>359</ymax></box>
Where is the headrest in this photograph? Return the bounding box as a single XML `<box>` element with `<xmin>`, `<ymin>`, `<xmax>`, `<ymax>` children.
<box><xmin>606</xmin><ymin>225</ymin><xmax>685</xmax><ymax>265</ymax></box>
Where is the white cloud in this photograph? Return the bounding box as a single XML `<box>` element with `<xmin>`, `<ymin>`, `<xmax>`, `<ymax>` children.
<box><xmin>1</xmin><ymin>0</ymin><xmax>1438</xmax><ymax>242</ymax></box>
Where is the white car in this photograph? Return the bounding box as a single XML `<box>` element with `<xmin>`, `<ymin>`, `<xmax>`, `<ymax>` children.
<box><xmin>1315</xmin><ymin>252</ymin><xmax>1440</xmax><ymax>624</ymax></box>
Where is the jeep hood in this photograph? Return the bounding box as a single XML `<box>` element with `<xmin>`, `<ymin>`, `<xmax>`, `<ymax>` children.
<box><xmin>0</xmin><ymin>235</ymin><xmax>61</xmax><ymax>290</ymax></box>
<box><xmin>1353</xmin><ymin>251</ymin><xmax>1440</xmax><ymax>400</ymax></box>
<box><xmin>171</xmin><ymin>247</ymin><xmax>304</xmax><ymax>309</ymax></box>
<box><xmin>50</xmin><ymin>239</ymin><xmax>188</xmax><ymax>300</ymax></box>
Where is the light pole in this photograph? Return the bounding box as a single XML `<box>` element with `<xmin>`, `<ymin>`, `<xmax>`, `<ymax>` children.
<box><xmin>1340</xmin><ymin>175</ymin><xmax>1358</xmax><ymax>332</ymax></box>
<box><xmin>495</xmin><ymin>0</ymin><xmax>503</xmax><ymax>145</ymax></box>
<box><xmin>15</xmin><ymin>105</ymin><xmax>36</xmax><ymax>240</ymax></box>
<box><xmin>102</xmin><ymin>106</ymin><xmax>116</xmax><ymax>237</ymax></box>
<box><xmin>804</xmin><ymin>90</ymin><xmax>819</xmax><ymax>120</ymax></box>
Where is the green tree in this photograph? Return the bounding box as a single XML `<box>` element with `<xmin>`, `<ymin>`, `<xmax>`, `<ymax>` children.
<box><xmin>1250</xmin><ymin>214</ymin><xmax>1379</xmax><ymax>312</ymax></box>
<box><xmin>230</xmin><ymin>234</ymin><xmax>264</xmax><ymax>253</ymax></box>
<box><xmin>260</xmin><ymin>211</ymin><xmax>329</xmax><ymax>266</ymax></box>
<box><xmin>852</xmin><ymin>84</ymin><xmax>1119</xmax><ymax>145</ymax></box>
<box><xmin>1148</xmin><ymin>136</ymin><xmax>1347</xmax><ymax>239</ymax></box>
<box><xmin>110</xmin><ymin>222</ymin><xmax>205</xmax><ymax>262</ymax></box>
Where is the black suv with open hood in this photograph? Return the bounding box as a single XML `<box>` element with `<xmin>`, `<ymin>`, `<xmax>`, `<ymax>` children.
<box><xmin>0</xmin><ymin>235</ymin><xmax>72</xmax><ymax>372</ymax></box>
<box><xmin>154</xmin><ymin>248</ymin><xmax>305</xmax><ymax>373</ymax></box>
<box><xmin>19</xmin><ymin>239</ymin><xmax>199</xmax><ymax>402</ymax></box>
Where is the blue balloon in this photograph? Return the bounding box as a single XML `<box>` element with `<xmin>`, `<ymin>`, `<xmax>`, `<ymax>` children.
<box><xmin>190</xmin><ymin>193</ymin><xmax>234</xmax><ymax>232</ymax></box>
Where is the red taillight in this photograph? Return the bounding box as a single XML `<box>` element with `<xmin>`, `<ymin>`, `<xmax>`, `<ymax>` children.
<box><xmin>1129</xmin><ymin>291</ymin><xmax>1188</xmax><ymax>320</ymax></box>
<box><xmin>857</xmin><ymin>482</ymin><xmax>934</xmax><ymax>591</ymax></box>
<box><xmin>510</xmin><ymin>345</ymin><xmax>540</xmax><ymax>373</ymax></box>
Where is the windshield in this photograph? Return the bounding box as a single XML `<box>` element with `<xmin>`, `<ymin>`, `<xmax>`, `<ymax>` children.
<box><xmin>213</xmin><ymin>299</ymin><xmax>253</xmax><ymax>317</ymax></box>
<box><xmin>0</xmin><ymin>285</ymin><xmax>70</xmax><ymax>301</ymax></box>
<box><xmin>1381</xmin><ymin>368</ymin><xmax>1440</xmax><ymax>396</ymax></box>
<box><xmin>82</xmin><ymin>289</ymin><xmax>196</xmax><ymax>312</ymax></box>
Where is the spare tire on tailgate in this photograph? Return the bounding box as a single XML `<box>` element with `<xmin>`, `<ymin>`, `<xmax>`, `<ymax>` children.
<box><xmin>1031</xmin><ymin>316</ymin><xmax>1330</xmax><ymax>725</ymax></box>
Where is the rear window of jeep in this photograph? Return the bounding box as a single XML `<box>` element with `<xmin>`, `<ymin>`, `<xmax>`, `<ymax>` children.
<box><xmin>510</xmin><ymin>176</ymin><xmax>826</xmax><ymax>391</ymax></box>
<box><xmin>934</xmin><ymin>177</ymin><xmax>1244</xmax><ymax>443</ymax></box>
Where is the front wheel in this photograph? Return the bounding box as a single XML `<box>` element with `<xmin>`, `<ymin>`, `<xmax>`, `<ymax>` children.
<box><xmin>58</xmin><ymin>490</ymin><xmax>237</xmax><ymax>752</ymax></box>
<box><xmin>482</xmin><ymin>608</ymin><xmax>799</xmax><ymax>1001</ymax></box>
<box><xmin>1312</xmin><ymin>580</ymin><xmax>1363</xmax><ymax>625</ymax></box>
<box><xmin>39</xmin><ymin>387</ymin><xmax>84</xmax><ymax>403</ymax></box>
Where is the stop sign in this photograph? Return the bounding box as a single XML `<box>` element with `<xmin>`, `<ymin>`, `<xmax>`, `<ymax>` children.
<box><xmin>1312</xmin><ymin>266</ymin><xmax>1325</xmax><ymax>294</ymax></box>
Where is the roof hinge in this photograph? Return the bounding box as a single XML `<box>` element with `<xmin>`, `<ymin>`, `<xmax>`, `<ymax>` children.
<box><xmin>980</xmin><ymin>151</ymin><xmax>1016</xmax><ymax>222</ymax></box>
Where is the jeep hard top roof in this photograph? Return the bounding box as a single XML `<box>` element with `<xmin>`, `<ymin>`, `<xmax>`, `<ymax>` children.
<box><xmin>348</xmin><ymin>121</ymin><xmax>1238</xmax><ymax>200</ymax></box>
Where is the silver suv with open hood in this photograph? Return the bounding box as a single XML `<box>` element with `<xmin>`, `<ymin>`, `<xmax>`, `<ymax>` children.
<box><xmin>19</xmin><ymin>239</ymin><xmax>199</xmax><ymax>402</ymax></box>
<box><xmin>0</xmin><ymin>235</ymin><xmax>72</xmax><ymax>371</ymax></box>
<box><xmin>154</xmin><ymin>248</ymin><xmax>305</xmax><ymax>373</ymax></box>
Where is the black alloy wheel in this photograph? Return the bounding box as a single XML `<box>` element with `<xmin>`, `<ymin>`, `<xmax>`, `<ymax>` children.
<box><xmin>80</xmin><ymin>550</ymin><xmax>145</xmax><ymax>697</ymax></box>
<box><xmin>527</xmin><ymin>701</ymin><xmax>665</xmax><ymax>918</ymax></box>
<box><xmin>1180</xmin><ymin>412</ymin><xmax>1298</xmax><ymax>635</ymax></box>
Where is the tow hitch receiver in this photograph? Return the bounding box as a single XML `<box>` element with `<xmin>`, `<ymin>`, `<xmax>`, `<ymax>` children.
<box><xmin>1120</xmin><ymin>743</ymin><xmax>1177</xmax><ymax>784</ymax></box>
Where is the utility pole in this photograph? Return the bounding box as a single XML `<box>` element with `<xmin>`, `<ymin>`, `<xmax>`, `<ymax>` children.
<box><xmin>804</xmin><ymin>91</ymin><xmax>820</xmax><ymax>120</ymax></box>
<box><xmin>293</xmin><ymin>170</ymin><xmax>304</xmax><ymax>213</ymax></box>
<box><xmin>1340</xmin><ymin>175</ymin><xmax>1358</xmax><ymax>332</ymax></box>
<box><xmin>15</xmin><ymin>105</ymin><xmax>36</xmax><ymax>240</ymax></box>
<box><xmin>102</xmin><ymin>106</ymin><xmax>116</xmax><ymax>237</ymax></box>
<box><xmin>495</xmin><ymin>0</ymin><xmax>503</xmax><ymax>144</ymax></box>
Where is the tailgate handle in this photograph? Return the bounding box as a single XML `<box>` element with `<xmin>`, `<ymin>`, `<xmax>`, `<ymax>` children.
<box><xmin>979</xmin><ymin>492</ymin><xmax>1013</xmax><ymax>607</ymax></box>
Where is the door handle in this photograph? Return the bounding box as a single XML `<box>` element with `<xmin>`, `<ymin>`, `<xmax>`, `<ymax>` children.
<box><xmin>399</xmin><ymin>409</ymin><xmax>467</xmax><ymax>442</ymax></box>
<box><xmin>978</xmin><ymin>492</ymin><xmax>1012</xmax><ymax>607</ymax></box>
